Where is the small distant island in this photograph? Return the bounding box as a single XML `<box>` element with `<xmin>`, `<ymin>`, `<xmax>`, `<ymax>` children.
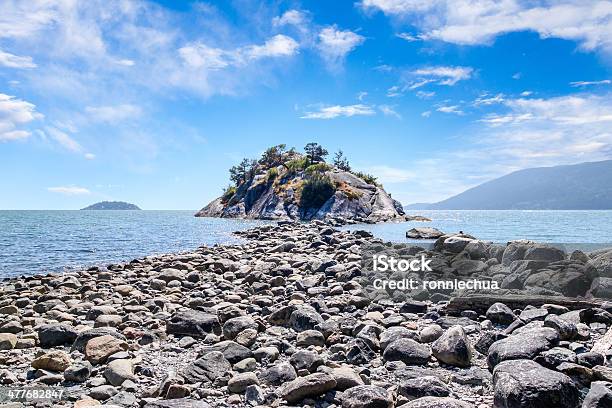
<box><xmin>81</xmin><ymin>201</ymin><xmax>141</xmax><ymax>210</ymax></box>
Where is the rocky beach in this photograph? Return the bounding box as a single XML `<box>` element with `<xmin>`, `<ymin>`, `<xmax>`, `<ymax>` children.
<box><xmin>1</xmin><ymin>221</ymin><xmax>611</xmax><ymax>408</ymax></box>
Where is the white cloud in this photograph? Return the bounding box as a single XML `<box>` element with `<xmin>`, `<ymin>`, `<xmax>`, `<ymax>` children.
<box><xmin>85</xmin><ymin>104</ymin><xmax>142</xmax><ymax>123</ymax></box>
<box><xmin>44</xmin><ymin>126</ymin><xmax>82</xmax><ymax>152</ymax></box>
<box><xmin>365</xmin><ymin>165</ymin><xmax>413</xmax><ymax>183</ymax></box>
<box><xmin>416</xmin><ymin>90</ymin><xmax>435</xmax><ymax>99</ymax></box>
<box><xmin>437</xmin><ymin>105</ymin><xmax>464</xmax><ymax>115</ymax></box>
<box><xmin>273</xmin><ymin>10</ymin><xmax>307</xmax><ymax>27</ymax></box>
<box><xmin>0</xmin><ymin>93</ymin><xmax>43</xmax><ymax>141</ymax></box>
<box><xmin>245</xmin><ymin>34</ymin><xmax>299</xmax><ymax>59</ymax></box>
<box><xmin>396</xmin><ymin>32</ymin><xmax>421</xmax><ymax>42</ymax></box>
<box><xmin>84</xmin><ymin>153</ymin><xmax>96</xmax><ymax>160</ymax></box>
<box><xmin>473</xmin><ymin>93</ymin><xmax>505</xmax><ymax>106</ymax></box>
<box><xmin>0</xmin><ymin>49</ymin><xmax>36</xmax><ymax>68</ymax></box>
<box><xmin>360</xmin><ymin>0</ymin><xmax>612</xmax><ymax>54</ymax></box>
<box><xmin>421</xmin><ymin>110</ymin><xmax>432</xmax><ymax>117</ymax></box>
<box><xmin>570</xmin><ymin>79</ymin><xmax>611</xmax><ymax>87</ymax></box>
<box><xmin>387</xmin><ymin>85</ymin><xmax>402</xmax><ymax>97</ymax></box>
<box><xmin>484</xmin><ymin>95</ymin><xmax>612</xmax><ymax>126</ymax></box>
<box><xmin>179</xmin><ymin>35</ymin><xmax>298</xmax><ymax>70</ymax></box>
<box><xmin>317</xmin><ymin>27</ymin><xmax>365</xmax><ymax>68</ymax></box>
<box><xmin>379</xmin><ymin>105</ymin><xmax>401</xmax><ymax>118</ymax></box>
<box><xmin>520</xmin><ymin>91</ymin><xmax>533</xmax><ymax>97</ymax></box>
<box><xmin>411</xmin><ymin>66</ymin><xmax>473</xmax><ymax>86</ymax></box>
<box><xmin>301</xmin><ymin>104</ymin><xmax>376</xmax><ymax>119</ymax></box>
<box><xmin>47</xmin><ymin>186</ymin><xmax>91</xmax><ymax>195</ymax></box>
<box><xmin>357</xmin><ymin>91</ymin><xmax>368</xmax><ymax>101</ymax></box>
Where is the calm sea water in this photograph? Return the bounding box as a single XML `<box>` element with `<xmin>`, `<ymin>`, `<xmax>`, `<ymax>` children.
<box><xmin>1</xmin><ymin>210</ymin><xmax>611</xmax><ymax>278</ymax></box>
<box><xmin>341</xmin><ymin>210</ymin><xmax>612</xmax><ymax>249</ymax></box>
<box><xmin>0</xmin><ymin>211</ymin><xmax>270</xmax><ymax>278</ymax></box>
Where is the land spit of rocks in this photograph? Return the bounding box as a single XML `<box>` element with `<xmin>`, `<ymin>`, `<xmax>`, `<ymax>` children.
<box><xmin>0</xmin><ymin>221</ymin><xmax>611</xmax><ymax>408</ymax></box>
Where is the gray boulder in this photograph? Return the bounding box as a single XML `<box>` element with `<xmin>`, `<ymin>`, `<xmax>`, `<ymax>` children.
<box><xmin>493</xmin><ymin>359</ymin><xmax>579</xmax><ymax>408</ymax></box>
<box><xmin>583</xmin><ymin>381</ymin><xmax>612</xmax><ymax>408</ymax></box>
<box><xmin>166</xmin><ymin>310</ymin><xmax>221</xmax><ymax>338</ymax></box>
<box><xmin>487</xmin><ymin>328</ymin><xmax>559</xmax><ymax>369</ymax></box>
<box><xmin>383</xmin><ymin>338</ymin><xmax>431</xmax><ymax>365</ymax></box>
<box><xmin>432</xmin><ymin>326</ymin><xmax>473</xmax><ymax>367</ymax></box>
<box><xmin>280</xmin><ymin>373</ymin><xmax>337</xmax><ymax>403</ymax></box>
<box><xmin>342</xmin><ymin>385</ymin><xmax>393</xmax><ymax>408</ymax></box>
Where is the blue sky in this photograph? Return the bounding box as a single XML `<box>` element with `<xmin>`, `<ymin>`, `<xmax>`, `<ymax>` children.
<box><xmin>0</xmin><ymin>0</ymin><xmax>611</xmax><ymax>210</ymax></box>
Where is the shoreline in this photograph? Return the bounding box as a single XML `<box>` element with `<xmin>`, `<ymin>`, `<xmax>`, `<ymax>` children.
<box><xmin>0</xmin><ymin>222</ymin><xmax>611</xmax><ymax>407</ymax></box>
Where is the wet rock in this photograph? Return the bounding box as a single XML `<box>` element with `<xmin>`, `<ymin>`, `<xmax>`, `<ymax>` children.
<box><xmin>493</xmin><ymin>359</ymin><xmax>579</xmax><ymax>408</ymax></box>
<box><xmin>407</xmin><ymin>227</ymin><xmax>444</xmax><ymax>239</ymax></box>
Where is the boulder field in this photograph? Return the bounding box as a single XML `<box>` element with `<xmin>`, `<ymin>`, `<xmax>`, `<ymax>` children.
<box><xmin>0</xmin><ymin>221</ymin><xmax>611</xmax><ymax>407</ymax></box>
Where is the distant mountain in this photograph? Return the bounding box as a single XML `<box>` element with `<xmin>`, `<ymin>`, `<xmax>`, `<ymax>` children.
<box><xmin>81</xmin><ymin>201</ymin><xmax>141</xmax><ymax>210</ymax></box>
<box><xmin>406</xmin><ymin>160</ymin><xmax>612</xmax><ymax>210</ymax></box>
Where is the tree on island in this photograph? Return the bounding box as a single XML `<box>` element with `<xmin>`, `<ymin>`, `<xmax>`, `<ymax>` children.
<box><xmin>333</xmin><ymin>150</ymin><xmax>351</xmax><ymax>171</ymax></box>
<box><xmin>229</xmin><ymin>158</ymin><xmax>257</xmax><ymax>185</ymax></box>
<box><xmin>304</xmin><ymin>142</ymin><xmax>328</xmax><ymax>164</ymax></box>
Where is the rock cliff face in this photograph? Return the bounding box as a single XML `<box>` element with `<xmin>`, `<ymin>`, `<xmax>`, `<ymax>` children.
<box><xmin>196</xmin><ymin>167</ymin><xmax>405</xmax><ymax>223</ymax></box>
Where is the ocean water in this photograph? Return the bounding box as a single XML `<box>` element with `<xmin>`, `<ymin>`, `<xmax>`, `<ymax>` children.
<box><xmin>1</xmin><ymin>210</ymin><xmax>611</xmax><ymax>278</ymax></box>
<box><xmin>0</xmin><ymin>210</ymin><xmax>270</xmax><ymax>278</ymax></box>
<box><xmin>341</xmin><ymin>210</ymin><xmax>612</xmax><ymax>250</ymax></box>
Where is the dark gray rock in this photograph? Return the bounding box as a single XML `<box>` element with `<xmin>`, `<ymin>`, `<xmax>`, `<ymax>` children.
<box><xmin>383</xmin><ymin>338</ymin><xmax>431</xmax><ymax>365</ymax></box>
<box><xmin>36</xmin><ymin>324</ymin><xmax>78</xmax><ymax>347</ymax></box>
<box><xmin>486</xmin><ymin>303</ymin><xmax>516</xmax><ymax>325</ymax></box>
<box><xmin>258</xmin><ymin>362</ymin><xmax>297</xmax><ymax>386</ymax></box>
<box><xmin>582</xmin><ymin>381</ymin><xmax>612</xmax><ymax>408</ymax></box>
<box><xmin>166</xmin><ymin>310</ymin><xmax>221</xmax><ymax>338</ymax></box>
<box><xmin>488</xmin><ymin>328</ymin><xmax>559</xmax><ymax>369</ymax></box>
<box><xmin>432</xmin><ymin>325</ymin><xmax>473</xmax><ymax>367</ymax></box>
<box><xmin>399</xmin><ymin>376</ymin><xmax>450</xmax><ymax>400</ymax></box>
<box><xmin>182</xmin><ymin>351</ymin><xmax>231</xmax><ymax>384</ymax></box>
<box><xmin>280</xmin><ymin>373</ymin><xmax>337</xmax><ymax>403</ymax></box>
<box><xmin>342</xmin><ymin>385</ymin><xmax>393</xmax><ymax>408</ymax></box>
<box><xmin>289</xmin><ymin>306</ymin><xmax>324</xmax><ymax>332</ymax></box>
<box><xmin>493</xmin><ymin>359</ymin><xmax>579</xmax><ymax>408</ymax></box>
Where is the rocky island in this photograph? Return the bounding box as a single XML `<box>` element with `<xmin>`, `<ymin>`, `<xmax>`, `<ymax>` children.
<box><xmin>196</xmin><ymin>144</ymin><xmax>406</xmax><ymax>223</ymax></box>
<box><xmin>0</xmin><ymin>221</ymin><xmax>611</xmax><ymax>408</ymax></box>
<box><xmin>82</xmin><ymin>202</ymin><xmax>141</xmax><ymax>211</ymax></box>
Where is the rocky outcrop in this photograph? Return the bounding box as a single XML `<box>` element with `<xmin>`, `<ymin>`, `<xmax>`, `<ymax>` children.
<box><xmin>196</xmin><ymin>167</ymin><xmax>406</xmax><ymax>223</ymax></box>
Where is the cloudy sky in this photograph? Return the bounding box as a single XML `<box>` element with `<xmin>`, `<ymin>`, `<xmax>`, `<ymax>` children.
<box><xmin>0</xmin><ymin>0</ymin><xmax>611</xmax><ymax>209</ymax></box>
